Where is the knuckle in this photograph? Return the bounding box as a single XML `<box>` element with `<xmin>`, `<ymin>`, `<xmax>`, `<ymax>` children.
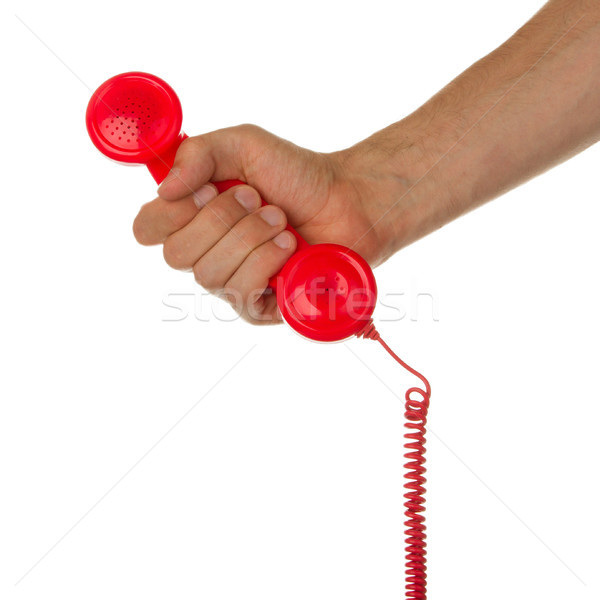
<box><xmin>164</xmin><ymin>202</ymin><xmax>190</xmax><ymax>230</ymax></box>
<box><xmin>232</xmin><ymin>218</ymin><xmax>259</xmax><ymax>246</ymax></box>
<box><xmin>162</xmin><ymin>237</ymin><xmax>187</xmax><ymax>270</ymax></box>
<box><xmin>193</xmin><ymin>260</ymin><xmax>219</xmax><ymax>291</ymax></box>
<box><xmin>132</xmin><ymin>206</ymin><xmax>152</xmax><ymax>245</ymax></box>
<box><xmin>244</xmin><ymin>248</ymin><xmax>264</xmax><ymax>270</ymax></box>
<box><xmin>241</xmin><ymin>247</ymin><xmax>273</xmax><ymax>279</ymax></box>
<box><xmin>235</xmin><ymin>123</ymin><xmax>263</xmax><ymax>138</ymax></box>
<box><xmin>237</xmin><ymin>123</ymin><xmax>257</xmax><ymax>133</ymax></box>
<box><xmin>211</xmin><ymin>197</ymin><xmax>241</xmax><ymax>226</ymax></box>
<box><xmin>186</xmin><ymin>134</ymin><xmax>209</xmax><ymax>153</ymax></box>
<box><xmin>132</xmin><ymin>217</ymin><xmax>148</xmax><ymax>245</ymax></box>
<box><xmin>217</xmin><ymin>287</ymin><xmax>244</xmax><ymax>313</ymax></box>
<box><xmin>172</xmin><ymin>135</ymin><xmax>210</xmax><ymax>171</ymax></box>
<box><xmin>238</xmin><ymin>208</ymin><xmax>286</xmax><ymax>245</ymax></box>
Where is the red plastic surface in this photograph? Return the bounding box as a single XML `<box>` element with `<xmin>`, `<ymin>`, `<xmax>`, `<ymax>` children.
<box><xmin>277</xmin><ymin>244</ymin><xmax>377</xmax><ymax>342</ymax></box>
<box><xmin>86</xmin><ymin>72</ymin><xmax>183</xmax><ymax>165</ymax></box>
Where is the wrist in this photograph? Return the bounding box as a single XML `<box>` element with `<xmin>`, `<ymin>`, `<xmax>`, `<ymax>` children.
<box><xmin>332</xmin><ymin>114</ymin><xmax>461</xmax><ymax>261</ymax></box>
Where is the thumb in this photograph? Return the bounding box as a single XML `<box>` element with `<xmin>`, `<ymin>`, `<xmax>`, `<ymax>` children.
<box><xmin>157</xmin><ymin>128</ymin><xmax>243</xmax><ymax>201</ymax></box>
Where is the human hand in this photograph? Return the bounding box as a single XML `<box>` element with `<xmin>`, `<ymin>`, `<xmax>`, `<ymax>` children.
<box><xmin>132</xmin><ymin>124</ymin><xmax>416</xmax><ymax>324</ymax></box>
<box><xmin>132</xmin><ymin>0</ymin><xmax>600</xmax><ymax>326</ymax></box>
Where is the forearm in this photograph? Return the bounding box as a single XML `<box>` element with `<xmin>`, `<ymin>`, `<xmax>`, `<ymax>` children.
<box><xmin>345</xmin><ymin>0</ymin><xmax>600</xmax><ymax>254</ymax></box>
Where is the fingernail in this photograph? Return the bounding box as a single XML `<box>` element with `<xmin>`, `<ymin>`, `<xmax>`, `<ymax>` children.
<box><xmin>193</xmin><ymin>184</ymin><xmax>217</xmax><ymax>209</ymax></box>
<box><xmin>273</xmin><ymin>231</ymin><xmax>292</xmax><ymax>249</ymax></box>
<box><xmin>157</xmin><ymin>168</ymin><xmax>180</xmax><ymax>193</ymax></box>
<box><xmin>259</xmin><ymin>206</ymin><xmax>284</xmax><ymax>226</ymax></box>
<box><xmin>234</xmin><ymin>187</ymin><xmax>261</xmax><ymax>212</ymax></box>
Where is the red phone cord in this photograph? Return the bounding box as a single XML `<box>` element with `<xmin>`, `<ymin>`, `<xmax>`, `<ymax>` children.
<box><xmin>357</xmin><ymin>321</ymin><xmax>432</xmax><ymax>600</ymax></box>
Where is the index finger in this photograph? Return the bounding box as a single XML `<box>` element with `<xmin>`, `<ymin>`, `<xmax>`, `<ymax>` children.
<box><xmin>157</xmin><ymin>128</ymin><xmax>246</xmax><ymax>201</ymax></box>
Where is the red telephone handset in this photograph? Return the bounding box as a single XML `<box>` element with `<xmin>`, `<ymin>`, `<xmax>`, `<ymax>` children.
<box><xmin>86</xmin><ymin>72</ymin><xmax>377</xmax><ymax>342</ymax></box>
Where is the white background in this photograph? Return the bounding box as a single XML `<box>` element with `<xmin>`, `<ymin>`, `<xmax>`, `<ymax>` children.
<box><xmin>1</xmin><ymin>0</ymin><xmax>599</xmax><ymax>599</ymax></box>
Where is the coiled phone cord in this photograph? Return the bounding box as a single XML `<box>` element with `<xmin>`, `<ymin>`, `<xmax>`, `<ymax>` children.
<box><xmin>357</xmin><ymin>321</ymin><xmax>432</xmax><ymax>600</ymax></box>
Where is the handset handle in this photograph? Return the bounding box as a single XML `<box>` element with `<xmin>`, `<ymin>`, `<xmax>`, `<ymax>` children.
<box><xmin>146</xmin><ymin>133</ymin><xmax>310</xmax><ymax>291</ymax></box>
